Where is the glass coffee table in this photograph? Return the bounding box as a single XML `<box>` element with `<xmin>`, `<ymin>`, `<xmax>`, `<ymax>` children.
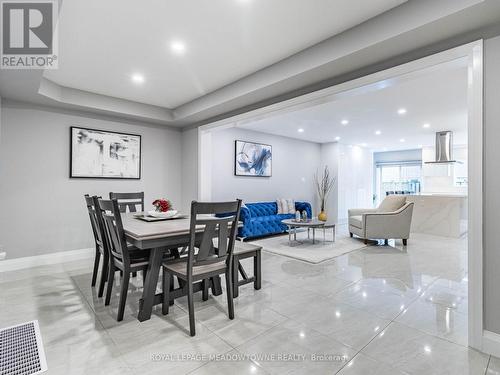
<box><xmin>281</xmin><ymin>218</ymin><xmax>336</xmax><ymax>245</ymax></box>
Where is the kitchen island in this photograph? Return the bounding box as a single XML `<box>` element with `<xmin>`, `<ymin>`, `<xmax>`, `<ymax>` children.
<box><xmin>406</xmin><ymin>193</ymin><xmax>467</xmax><ymax>238</ymax></box>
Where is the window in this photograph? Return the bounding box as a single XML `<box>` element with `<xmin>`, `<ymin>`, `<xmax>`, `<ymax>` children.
<box><xmin>375</xmin><ymin>162</ymin><xmax>422</xmax><ymax>204</ymax></box>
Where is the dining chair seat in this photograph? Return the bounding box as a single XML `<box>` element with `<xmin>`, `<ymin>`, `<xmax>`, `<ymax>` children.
<box><xmin>163</xmin><ymin>258</ymin><xmax>226</xmax><ymax>280</ymax></box>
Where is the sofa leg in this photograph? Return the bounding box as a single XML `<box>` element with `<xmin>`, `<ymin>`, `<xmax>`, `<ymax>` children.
<box><xmin>364</xmin><ymin>239</ymin><xmax>368</xmax><ymax>245</ymax></box>
<box><xmin>350</xmin><ymin>232</ymin><xmax>353</xmax><ymax>238</ymax></box>
<box><xmin>402</xmin><ymin>239</ymin><xmax>408</xmax><ymax>246</ymax></box>
<box><xmin>384</xmin><ymin>239</ymin><xmax>389</xmax><ymax>246</ymax></box>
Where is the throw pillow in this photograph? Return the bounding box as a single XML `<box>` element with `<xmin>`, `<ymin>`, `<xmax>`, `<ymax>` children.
<box><xmin>286</xmin><ymin>199</ymin><xmax>296</xmax><ymax>214</ymax></box>
<box><xmin>276</xmin><ymin>199</ymin><xmax>285</xmax><ymax>214</ymax></box>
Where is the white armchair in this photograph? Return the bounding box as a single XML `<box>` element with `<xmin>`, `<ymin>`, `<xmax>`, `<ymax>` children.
<box><xmin>348</xmin><ymin>195</ymin><xmax>414</xmax><ymax>245</ymax></box>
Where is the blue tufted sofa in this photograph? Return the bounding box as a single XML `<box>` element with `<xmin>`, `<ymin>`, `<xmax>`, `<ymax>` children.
<box><xmin>238</xmin><ymin>201</ymin><xmax>312</xmax><ymax>239</ymax></box>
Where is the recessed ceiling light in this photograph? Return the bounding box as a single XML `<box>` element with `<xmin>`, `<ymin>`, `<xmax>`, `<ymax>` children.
<box><xmin>360</xmin><ymin>143</ymin><xmax>367</xmax><ymax>147</ymax></box>
<box><xmin>297</xmin><ymin>128</ymin><xmax>304</xmax><ymax>133</ymax></box>
<box><xmin>400</xmin><ymin>138</ymin><xmax>406</xmax><ymax>142</ymax></box>
<box><xmin>131</xmin><ymin>73</ymin><xmax>145</xmax><ymax>84</ymax></box>
<box><xmin>375</xmin><ymin>130</ymin><xmax>381</xmax><ymax>135</ymax></box>
<box><xmin>397</xmin><ymin>108</ymin><xmax>407</xmax><ymax>115</ymax></box>
<box><xmin>341</xmin><ymin>119</ymin><xmax>349</xmax><ymax>125</ymax></box>
<box><xmin>335</xmin><ymin>136</ymin><xmax>341</xmax><ymax>141</ymax></box>
<box><xmin>170</xmin><ymin>41</ymin><xmax>186</xmax><ymax>54</ymax></box>
<box><xmin>423</xmin><ymin>123</ymin><xmax>431</xmax><ymax>128</ymax></box>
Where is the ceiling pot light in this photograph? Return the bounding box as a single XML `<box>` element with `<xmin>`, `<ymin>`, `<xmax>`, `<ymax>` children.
<box><xmin>375</xmin><ymin>130</ymin><xmax>381</xmax><ymax>135</ymax></box>
<box><xmin>423</xmin><ymin>123</ymin><xmax>431</xmax><ymax>128</ymax></box>
<box><xmin>397</xmin><ymin>108</ymin><xmax>407</xmax><ymax>115</ymax></box>
<box><xmin>400</xmin><ymin>138</ymin><xmax>406</xmax><ymax>142</ymax></box>
<box><xmin>297</xmin><ymin>128</ymin><xmax>304</xmax><ymax>133</ymax></box>
<box><xmin>131</xmin><ymin>74</ymin><xmax>145</xmax><ymax>84</ymax></box>
<box><xmin>341</xmin><ymin>119</ymin><xmax>349</xmax><ymax>125</ymax></box>
<box><xmin>335</xmin><ymin>136</ymin><xmax>341</xmax><ymax>141</ymax></box>
<box><xmin>170</xmin><ymin>41</ymin><xmax>186</xmax><ymax>54</ymax></box>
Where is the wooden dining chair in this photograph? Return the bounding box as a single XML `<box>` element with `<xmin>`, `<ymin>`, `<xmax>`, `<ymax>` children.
<box><xmin>84</xmin><ymin>194</ymin><xmax>109</xmax><ymax>297</ymax></box>
<box><xmin>162</xmin><ymin>200</ymin><xmax>242</xmax><ymax>336</ymax></box>
<box><xmin>96</xmin><ymin>198</ymin><xmax>151</xmax><ymax>321</ymax></box>
<box><xmin>109</xmin><ymin>192</ymin><xmax>145</xmax><ymax>213</ymax></box>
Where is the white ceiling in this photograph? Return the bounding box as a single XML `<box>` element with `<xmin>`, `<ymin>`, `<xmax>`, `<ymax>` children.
<box><xmin>238</xmin><ymin>61</ymin><xmax>468</xmax><ymax>151</ymax></box>
<box><xmin>43</xmin><ymin>0</ymin><xmax>406</xmax><ymax>108</ymax></box>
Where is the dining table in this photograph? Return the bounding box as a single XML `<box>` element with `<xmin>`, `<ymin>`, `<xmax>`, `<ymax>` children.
<box><xmin>121</xmin><ymin>212</ymin><xmax>238</xmax><ymax>322</ymax></box>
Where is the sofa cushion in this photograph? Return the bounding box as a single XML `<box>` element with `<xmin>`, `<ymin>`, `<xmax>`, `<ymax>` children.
<box><xmin>378</xmin><ymin>195</ymin><xmax>406</xmax><ymax>213</ymax></box>
<box><xmin>349</xmin><ymin>215</ymin><xmax>363</xmax><ymax>229</ymax></box>
<box><xmin>247</xmin><ymin>202</ymin><xmax>277</xmax><ymax>217</ymax></box>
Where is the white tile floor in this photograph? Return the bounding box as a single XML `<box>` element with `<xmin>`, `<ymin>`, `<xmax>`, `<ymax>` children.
<box><xmin>0</xmin><ymin>225</ymin><xmax>497</xmax><ymax>374</ymax></box>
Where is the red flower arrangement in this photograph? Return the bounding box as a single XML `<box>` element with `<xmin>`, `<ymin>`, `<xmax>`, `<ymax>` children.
<box><xmin>152</xmin><ymin>199</ymin><xmax>172</xmax><ymax>212</ymax></box>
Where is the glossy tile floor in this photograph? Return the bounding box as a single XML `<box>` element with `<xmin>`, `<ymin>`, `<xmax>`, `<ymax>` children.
<box><xmin>0</xmin><ymin>226</ymin><xmax>497</xmax><ymax>374</ymax></box>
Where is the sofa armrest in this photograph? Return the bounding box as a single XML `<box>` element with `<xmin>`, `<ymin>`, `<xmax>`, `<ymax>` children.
<box><xmin>363</xmin><ymin>203</ymin><xmax>414</xmax><ymax>238</ymax></box>
<box><xmin>239</xmin><ymin>205</ymin><xmax>251</xmax><ymax>223</ymax></box>
<box><xmin>348</xmin><ymin>208</ymin><xmax>378</xmax><ymax>217</ymax></box>
<box><xmin>295</xmin><ymin>201</ymin><xmax>312</xmax><ymax>219</ymax></box>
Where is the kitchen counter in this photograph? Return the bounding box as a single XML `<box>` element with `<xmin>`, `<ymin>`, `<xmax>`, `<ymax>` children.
<box><xmin>406</xmin><ymin>194</ymin><xmax>467</xmax><ymax>238</ymax></box>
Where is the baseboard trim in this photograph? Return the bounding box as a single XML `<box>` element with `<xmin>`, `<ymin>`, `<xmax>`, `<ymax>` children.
<box><xmin>482</xmin><ymin>330</ymin><xmax>500</xmax><ymax>357</ymax></box>
<box><xmin>0</xmin><ymin>247</ymin><xmax>94</xmax><ymax>272</ymax></box>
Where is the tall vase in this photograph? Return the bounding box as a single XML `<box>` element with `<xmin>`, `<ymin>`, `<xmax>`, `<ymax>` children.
<box><xmin>318</xmin><ymin>201</ymin><xmax>327</xmax><ymax>221</ymax></box>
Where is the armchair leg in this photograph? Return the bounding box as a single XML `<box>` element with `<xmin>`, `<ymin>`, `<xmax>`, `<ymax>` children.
<box><xmin>350</xmin><ymin>232</ymin><xmax>353</xmax><ymax>238</ymax></box>
<box><xmin>403</xmin><ymin>239</ymin><xmax>408</xmax><ymax>246</ymax></box>
<box><xmin>384</xmin><ymin>239</ymin><xmax>389</xmax><ymax>246</ymax></box>
<box><xmin>364</xmin><ymin>239</ymin><xmax>368</xmax><ymax>245</ymax></box>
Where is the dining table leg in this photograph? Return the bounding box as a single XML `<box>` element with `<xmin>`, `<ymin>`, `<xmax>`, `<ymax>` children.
<box><xmin>138</xmin><ymin>247</ymin><xmax>163</xmax><ymax>322</ymax></box>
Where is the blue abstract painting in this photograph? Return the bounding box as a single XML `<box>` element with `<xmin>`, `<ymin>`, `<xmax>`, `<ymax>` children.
<box><xmin>235</xmin><ymin>140</ymin><xmax>272</xmax><ymax>177</ymax></box>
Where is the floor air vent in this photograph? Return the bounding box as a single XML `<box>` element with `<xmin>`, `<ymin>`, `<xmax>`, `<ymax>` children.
<box><xmin>0</xmin><ymin>320</ymin><xmax>47</xmax><ymax>375</ymax></box>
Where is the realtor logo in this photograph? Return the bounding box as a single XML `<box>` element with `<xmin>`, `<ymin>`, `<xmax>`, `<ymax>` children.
<box><xmin>1</xmin><ymin>0</ymin><xmax>58</xmax><ymax>69</ymax></box>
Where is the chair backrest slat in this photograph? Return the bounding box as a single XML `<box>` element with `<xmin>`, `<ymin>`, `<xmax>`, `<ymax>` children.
<box><xmin>109</xmin><ymin>192</ymin><xmax>144</xmax><ymax>213</ymax></box>
<box><xmin>84</xmin><ymin>194</ymin><xmax>103</xmax><ymax>248</ymax></box>
<box><xmin>97</xmin><ymin>198</ymin><xmax>130</xmax><ymax>263</ymax></box>
<box><xmin>196</xmin><ymin>222</ymin><xmax>217</xmax><ymax>261</ymax></box>
<box><xmin>186</xmin><ymin>200</ymin><xmax>242</xmax><ymax>275</ymax></box>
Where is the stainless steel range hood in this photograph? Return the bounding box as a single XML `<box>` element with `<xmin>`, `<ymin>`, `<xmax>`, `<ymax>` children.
<box><xmin>424</xmin><ymin>131</ymin><xmax>458</xmax><ymax>164</ymax></box>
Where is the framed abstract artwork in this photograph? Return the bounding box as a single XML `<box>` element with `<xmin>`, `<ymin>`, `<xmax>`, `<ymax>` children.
<box><xmin>70</xmin><ymin>127</ymin><xmax>141</xmax><ymax>179</ymax></box>
<box><xmin>234</xmin><ymin>140</ymin><xmax>272</xmax><ymax>177</ymax></box>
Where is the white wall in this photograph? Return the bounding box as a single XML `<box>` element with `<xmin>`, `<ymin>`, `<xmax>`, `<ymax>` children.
<box><xmin>483</xmin><ymin>35</ymin><xmax>500</xmax><ymax>335</ymax></box>
<box><xmin>319</xmin><ymin>142</ymin><xmax>340</xmax><ymax>223</ymax></box>
<box><xmin>0</xmin><ymin>104</ymin><xmax>182</xmax><ymax>259</ymax></box>
<box><xmin>422</xmin><ymin>145</ymin><xmax>468</xmax><ymax>194</ymax></box>
<box><xmin>337</xmin><ymin>144</ymin><xmax>374</xmax><ymax>222</ymax></box>
<box><xmin>319</xmin><ymin>142</ymin><xmax>373</xmax><ymax>223</ymax></box>
<box><xmin>209</xmin><ymin>127</ymin><xmax>321</xmax><ymax>209</ymax></box>
<box><xmin>181</xmin><ymin>128</ymin><xmax>199</xmax><ymax>213</ymax></box>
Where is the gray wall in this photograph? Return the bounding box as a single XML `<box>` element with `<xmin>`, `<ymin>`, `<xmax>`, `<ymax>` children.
<box><xmin>483</xmin><ymin>35</ymin><xmax>500</xmax><ymax>334</ymax></box>
<box><xmin>373</xmin><ymin>149</ymin><xmax>422</xmax><ymax>164</ymax></box>
<box><xmin>210</xmin><ymin>127</ymin><xmax>320</xmax><ymax>209</ymax></box>
<box><xmin>0</xmin><ymin>104</ymin><xmax>182</xmax><ymax>259</ymax></box>
<box><xmin>181</xmin><ymin>128</ymin><xmax>199</xmax><ymax>213</ymax></box>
